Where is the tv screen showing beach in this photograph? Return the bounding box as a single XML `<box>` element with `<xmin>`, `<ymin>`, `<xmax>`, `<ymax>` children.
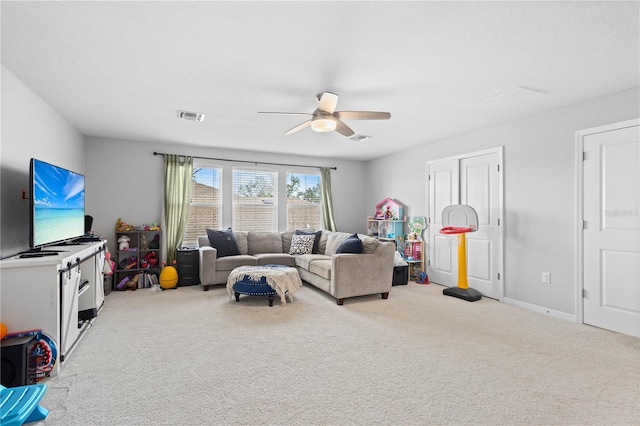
<box><xmin>31</xmin><ymin>159</ymin><xmax>85</xmax><ymax>248</ymax></box>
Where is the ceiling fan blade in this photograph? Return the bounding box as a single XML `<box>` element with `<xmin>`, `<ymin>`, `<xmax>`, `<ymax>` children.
<box><xmin>284</xmin><ymin>120</ymin><xmax>311</xmax><ymax>135</ymax></box>
<box><xmin>334</xmin><ymin>111</ymin><xmax>391</xmax><ymax>120</ymax></box>
<box><xmin>334</xmin><ymin>119</ymin><xmax>355</xmax><ymax>137</ymax></box>
<box><xmin>258</xmin><ymin>112</ymin><xmax>313</xmax><ymax>116</ymax></box>
<box><xmin>317</xmin><ymin>92</ymin><xmax>339</xmax><ymax>114</ymax></box>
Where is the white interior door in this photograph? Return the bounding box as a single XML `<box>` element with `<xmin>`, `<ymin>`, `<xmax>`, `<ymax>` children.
<box><xmin>583</xmin><ymin>123</ymin><xmax>639</xmax><ymax>337</ymax></box>
<box><xmin>460</xmin><ymin>153</ymin><xmax>502</xmax><ymax>299</ymax></box>
<box><xmin>428</xmin><ymin>149</ymin><xmax>503</xmax><ymax>300</ymax></box>
<box><xmin>427</xmin><ymin>158</ymin><xmax>459</xmax><ymax>286</ymax></box>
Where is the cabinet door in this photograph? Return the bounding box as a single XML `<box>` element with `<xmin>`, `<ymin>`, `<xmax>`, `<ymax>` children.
<box><xmin>60</xmin><ymin>265</ymin><xmax>81</xmax><ymax>359</ymax></box>
<box><xmin>93</xmin><ymin>248</ymin><xmax>105</xmax><ymax>309</ymax></box>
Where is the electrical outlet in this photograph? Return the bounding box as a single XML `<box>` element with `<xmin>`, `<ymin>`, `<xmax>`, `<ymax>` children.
<box><xmin>542</xmin><ymin>272</ymin><xmax>551</xmax><ymax>283</ymax></box>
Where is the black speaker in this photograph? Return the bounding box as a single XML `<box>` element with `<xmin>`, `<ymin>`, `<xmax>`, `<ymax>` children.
<box><xmin>1</xmin><ymin>335</ymin><xmax>36</xmax><ymax>387</ymax></box>
<box><xmin>85</xmin><ymin>215</ymin><xmax>94</xmax><ymax>233</ymax></box>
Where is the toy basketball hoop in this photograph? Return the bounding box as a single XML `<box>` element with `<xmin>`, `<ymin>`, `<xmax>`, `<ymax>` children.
<box><xmin>439</xmin><ymin>205</ymin><xmax>482</xmax><ymax>302</ymax></box>
<box><xmin>440</xmin><ymin>226</ymin><xmax>476</xmax><ymax>235</ymax></box>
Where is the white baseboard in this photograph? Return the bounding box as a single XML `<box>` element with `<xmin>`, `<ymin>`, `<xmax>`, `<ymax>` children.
<box><xmin>503</xmin><ymin>297</ymin><xmax>577</xmax><ymax>323</ymax></box>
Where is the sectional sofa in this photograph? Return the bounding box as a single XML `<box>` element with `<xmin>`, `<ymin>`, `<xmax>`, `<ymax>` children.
<box><xmin>197</xmin><ymin>230</ymin><xmax>395</xmax><ymax>305</ymax></box>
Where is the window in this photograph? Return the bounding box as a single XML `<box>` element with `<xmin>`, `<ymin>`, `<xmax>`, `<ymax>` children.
<box><xmin>184</xmin><ymin>166</ymin><xmax>222</xmax><ymax>245</ymax></box>
<box><xmin>232</xmin><ymin>168</ymin><xmax>278</xmax><ymax>231</ymax></box>
<box><xmin>286</xmin><ymin>172</ymin><xmax>321</xmax><ymax>230</ymax></box>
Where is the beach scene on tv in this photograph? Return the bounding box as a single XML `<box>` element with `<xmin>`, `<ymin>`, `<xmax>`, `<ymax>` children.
<box><xmin>33</xmin><ymin>161</ymin><xmax>85</xmax><ymax>247</ymax></box>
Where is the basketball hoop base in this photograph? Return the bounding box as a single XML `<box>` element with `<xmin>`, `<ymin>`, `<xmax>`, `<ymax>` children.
<box><xmin>443</xmin><ymin>286</ymin><xmax>482</xmax><ymax>302</ymax></box>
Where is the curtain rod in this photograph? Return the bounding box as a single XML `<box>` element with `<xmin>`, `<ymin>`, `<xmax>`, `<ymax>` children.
<box><xmin>153</xmin><ymin>151</ymin><xmax>337</xmax><ymax>170</ymax></box>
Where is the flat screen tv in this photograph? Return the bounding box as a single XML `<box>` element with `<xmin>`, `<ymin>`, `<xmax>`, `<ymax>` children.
<box><xmin>30</xmin><ymin>158</ymin><xmax>85</xmax><ymax>249</ymax></box>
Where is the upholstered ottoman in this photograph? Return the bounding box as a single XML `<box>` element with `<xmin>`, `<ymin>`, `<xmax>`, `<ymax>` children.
<box><xmin>227</xmin><ymin>265</ymin><xmax>302</xmax><ymax>306</ymax></box>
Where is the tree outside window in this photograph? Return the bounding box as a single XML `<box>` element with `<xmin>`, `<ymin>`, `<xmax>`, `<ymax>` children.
<box><xmin>286</xmin><ymin>173</ymin><xmax>321</xmax><ymax>230</ymax></box>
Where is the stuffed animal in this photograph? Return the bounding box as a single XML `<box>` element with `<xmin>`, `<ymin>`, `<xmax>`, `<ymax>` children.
<box><xmin>115</xmin><ymin>218</ymin><xmax>136</xmax><ymax>232</ymax></box>
<box><xmin>148</xmin><ymin>234</ymin><xmax>160</xmax><ymax>250</ymax></box>
<box><xmin>126</xmin><ymin>273</ymin><xmax>140</xmax><ymax>291</ymax></box>
<box><xmin>145</xmin><ymin>251</ymin><xmax>158</xmax><ymax>268</ymax></box>
<box><xmin>140</xmin><ymin>234</ymin><xmax>149</xmax><ymax>250</ymax></box>
<box><xmin>118</xmin><ymin>235</ymin><xmax>131</xmax><ymax>251</ymax></box>
<box><xmin>116</xmin><ymin>276</ymin><xmax>130</xmax><ymax>290</ymax></box>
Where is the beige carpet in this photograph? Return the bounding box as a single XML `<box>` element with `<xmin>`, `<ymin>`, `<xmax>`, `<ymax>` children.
<box><xmin>36</xmin><ymin>281</ymin><xmax>639</xmax><ymax>425</ymax></box>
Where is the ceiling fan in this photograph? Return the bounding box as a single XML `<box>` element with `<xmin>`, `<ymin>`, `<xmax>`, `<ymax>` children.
<box><xmin>258</xmin><ymin>92</ymin><xmax>391</xmax><ymax>139</ymax></box>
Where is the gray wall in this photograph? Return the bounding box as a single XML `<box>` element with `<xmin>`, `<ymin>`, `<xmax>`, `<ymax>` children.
<box><xmin>0</xmin><ymin>67</ymin><xmax>86</xmax><ymax>258</ymax></box>
<box><xmin>85</xmin><ymin>137</ymin><xmax>367</xmax><ymax>255</ymax></box>
<box><xmin>365</xmin><ymin>86</ymin><xmax>640</xmax><ymax>317</ymax></box>
<box><xmin>3</xmin><ymin>63</ymin><xmax>638</xmax><ymax>319</ymax></box>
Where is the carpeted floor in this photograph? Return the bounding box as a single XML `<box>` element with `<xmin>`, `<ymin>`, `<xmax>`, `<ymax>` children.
<box><xmin>36</xmin><ymin>281</ymin><xmax>639</xmax><ymax>425</ymax></box>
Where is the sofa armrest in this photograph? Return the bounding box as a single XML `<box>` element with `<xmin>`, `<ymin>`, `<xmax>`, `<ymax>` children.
<box><xmin>330</xmin><ymin>242</ymin><xmax>395</xmax><ymax>299</ymax></box>
<box><xmin>199</xmin><ymin>246</ymin><xmax>218</xmax><ymax>286</ymax></box>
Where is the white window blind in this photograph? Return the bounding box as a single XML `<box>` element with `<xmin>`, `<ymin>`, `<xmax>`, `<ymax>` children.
<box><xmin>286</xmin><ymin>172</ymin><xmax>321</xmax><ymax>230</ymax></box>
<box><xmin>184</xmin><ymin>166</ymin><xmax>222</xmax><ymax>244</ymax></box>
<box><xmin>232</xmin><ymin>168</ymin><xmax>278</xmax><ymax>231</ymax></box>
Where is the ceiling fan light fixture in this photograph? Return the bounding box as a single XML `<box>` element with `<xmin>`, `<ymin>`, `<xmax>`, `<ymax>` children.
<box><xmin>310</xmin><ymin>117</ymin><xmax>336</xmax><ymax>132</ymax></box>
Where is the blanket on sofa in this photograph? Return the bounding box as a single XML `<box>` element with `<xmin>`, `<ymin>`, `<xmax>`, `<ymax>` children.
<box><xmin>226</xmin><ymin>265</ymin><xmax>303</xmax><ymax>304</ymax></box>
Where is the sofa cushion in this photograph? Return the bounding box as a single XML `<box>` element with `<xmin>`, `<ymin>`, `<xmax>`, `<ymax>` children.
<box><xmin>234</xmin><ymin>231</ymin><xmax>249</xmax><ymax>255</ymax></box>
<box><xmin>216</xmin><ymin>254</ymin><xmax>257</xmax><ymax>271</ymax></box>
<box><xmin>324</xmin><ymin>232</ymin><xmax>353</xmax><ymax>256</ymax></box>
<box><xmin>295</xmin><ymin>229</ymin><xmax>323</xmax><ymax>254</ymax></box>
<box><xmin>309</xmin><ymin>258</ymin><xmax>332</xmax><ymax>280</ymax></box>
<box><xmin>281</xmin><ymin>231</ymin><xmax>295</xmax><ymax>254</ymax></box>
<box><xmin>359</xmin><ymin>234</ymin><xmax>379</xmax><ymax>254</ymax></box>
<box><xmin>247</xmin><ymin>232</ymin><xmax>283</xmax><ymax>255</ymax></box>
<box><xmin>255</xmin><ymin>253</ymin><xmax>296</xmax><ymax>267</ymax></box>
<box><xmin>335</xmin><ymin>233</ymin><xmax>363</xmax><ymax>254</ymax></box>
<box><xmin>295</xmin><ymin>254</ymin><xmax>330</xmax><ymax>270</ymax></box>
<box><xmin>206</xmin><ymin>228</ymin><xmax>241</xmax><ymax>258</ymax></box>
<box><xmin>317</xmin><ymin>231</ymin><xmax>329</xmax><ymax>255</ymax></box>
<box><xmin>289</xmin><ymin>234</ymin><xmax>316</xmax><ymax>255</ymax></box>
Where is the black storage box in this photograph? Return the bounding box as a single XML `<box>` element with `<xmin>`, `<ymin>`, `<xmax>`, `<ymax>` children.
<box><xmin>392</xmin><ymin>265</ymin><xmax>408</xmax><ymax>286</ymax></box>
<box><xmin>1</xmin><ymin>335</ymin><xmax>36</xmax><ymax>387</ymax></box>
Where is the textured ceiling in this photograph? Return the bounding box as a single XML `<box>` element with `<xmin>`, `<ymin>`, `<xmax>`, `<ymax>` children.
<box><xmin>2</xmin><ymin>1</ymin><xmax>639</xmax><ymax>161</ymax></box>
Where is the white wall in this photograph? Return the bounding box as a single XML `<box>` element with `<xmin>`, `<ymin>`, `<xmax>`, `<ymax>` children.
<box><xmin>365</xmin><ymin>87</ymin><xmax>640</xmax><ymax>316</ymax></box>
<box><xmin>85</xmin><ymin>137</ymin><xmax>367</xmax><ymax>255</ymax></box>
<box><xmin>0</xmin><ymin>66</ymin><xmax>86</xmax><ymax>258</ymax></box>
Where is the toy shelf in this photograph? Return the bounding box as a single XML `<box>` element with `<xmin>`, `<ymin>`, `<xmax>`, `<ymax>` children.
<box><xmin>114</xmin><ymin>230</ymin><xmax>162</xmax><ymax>290</ymax></box>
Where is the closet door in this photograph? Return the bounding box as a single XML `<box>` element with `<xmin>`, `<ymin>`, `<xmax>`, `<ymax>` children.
<box><xmin>460</xmin><ymin>152</ymin><xmax>502</xmax><ymax>300</ymax></box>
<box><xmin>427</xmin><ymin>148</ymin><xmax>503</xmax><ymax>300</ymax></box>
<box><xmin>427</xmin><ymin>158</ymin><xmax>459</xmax><ymax>286</ymax></box>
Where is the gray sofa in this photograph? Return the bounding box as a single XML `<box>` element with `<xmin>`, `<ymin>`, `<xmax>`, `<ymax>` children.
<box><xmin>197</xmin><ymin>230</ymin><xmax>395</xmax><ymax>305</ymax></box>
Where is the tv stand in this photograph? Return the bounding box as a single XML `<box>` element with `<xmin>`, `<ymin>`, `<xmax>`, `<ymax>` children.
<box><xmin>0</xmin><ymin>241</ymin><xmax>106</xmax><ymax>377</ymax></box>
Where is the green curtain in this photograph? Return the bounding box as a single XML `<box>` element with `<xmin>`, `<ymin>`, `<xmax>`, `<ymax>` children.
<box><xmin>163</xmin><ymin>154</ymin><xmax>193</xmax><ymax>264</ymax></box>
<box><xmin>320</xmin><ymin>167</ymin><xmax>336</xmax><ymax>231</ymax></box>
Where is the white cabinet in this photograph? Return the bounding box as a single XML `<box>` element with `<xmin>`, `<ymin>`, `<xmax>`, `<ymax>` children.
<box><xmin>0</xmin><ymin>241</ymin><xmax>106</xmax><ymax>377</ymax></box>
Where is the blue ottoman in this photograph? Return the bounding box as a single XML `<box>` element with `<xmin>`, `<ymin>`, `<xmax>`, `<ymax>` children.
<box><xmin>232</xmin><ymin>274</ymin><xmax>278</xmax><ymax>306</ymax></box>
<box><xmin>227</xmin><ymin>264</ymin><xmax>302</xmax><ymax>306</ymax></box>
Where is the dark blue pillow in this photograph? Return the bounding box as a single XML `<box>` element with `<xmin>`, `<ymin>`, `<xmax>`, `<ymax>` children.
<box><xmin>296</xmin><ymin>229</ymin><xmax>322</xmax><ymax>254</ymax></box>
<box><xmin>335</xmin><ymin>233</ymin><xmax>363</xmax><ymax>254</ymax></box>
<box><xmin>206</xmin><ymin>227</ymin><xmax>240</xmax><ymax>258</ymax></box>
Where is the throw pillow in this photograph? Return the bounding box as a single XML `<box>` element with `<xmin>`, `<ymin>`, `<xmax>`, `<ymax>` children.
<box><xmin>295</xmin><ymin>229</ymin><xmax>323</xmax><ymax>254</ymax></box>
<box><xmin>206</xmin><ymin>227</ymin><xmax>241</xmax><ymax>258</ymax></box>
<box><xmin>335</xmin><ymin>233</ymin><xmax>363</xmax><ymax>254</ymax></box>
<box><xmin>288</xmin><ymin>234</ymin><xmax>316</xmax><ymax>255</ymax></box>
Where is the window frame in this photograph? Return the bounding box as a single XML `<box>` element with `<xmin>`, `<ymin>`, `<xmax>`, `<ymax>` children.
<box><xmin>285</xmin><ymin>170</ymin><xmax>322</xmax><ymax>231</ymax></box>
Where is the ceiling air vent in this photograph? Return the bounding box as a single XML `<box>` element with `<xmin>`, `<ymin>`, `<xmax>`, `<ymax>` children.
<box><xmin>177</xmin><ymin>110</ymin><xmax>205</xmax><ymax>122</ymax></box>
<box><xmin>350</xmin><ymin>135</ymin><xmax>370</xmax><ymax>142</ymax></box>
